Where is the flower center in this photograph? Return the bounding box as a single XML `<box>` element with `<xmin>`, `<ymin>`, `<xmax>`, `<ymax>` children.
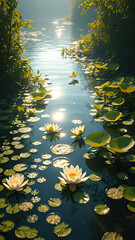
<box><xmin>69</xmin><ymin>173</ymin><xmax>77</xmax><ymax>178</ymax></box>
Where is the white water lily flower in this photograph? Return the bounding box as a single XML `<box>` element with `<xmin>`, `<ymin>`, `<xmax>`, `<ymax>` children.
<box><xmin>44</xmin><ymin>123</ymin><xmax>62</xmax><ymax>133</ymax></box>
<box><xmin>3</xmin><ymin>174</ymin><xmax>29</xmax><ymax>191</ymax></box>
<box><xmin>70</xmin><ymin>125</ymin><xmax>85</xmax><ymax>137</ymax></box>
<box><xmin>58</xmin><ymin>165</ymin><xmax>89</xmax><ymax>192</ymax></box>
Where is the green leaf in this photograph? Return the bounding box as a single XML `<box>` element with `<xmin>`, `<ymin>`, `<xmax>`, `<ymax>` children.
<box><xmin>119</xmin><ymin>83</ymin><xmax>135</xmax><ymax>93</ymax></box>
<box><xmin>127</xmin><ymin>202</ymin><xmax>135</xmax><ymax>212</ymax></box>
<box><xmin>108</xmin><ymin>136</ymin><xmax>134</xmax><ymax>153</ymax></box>
<box><xmin>6</xmin><ymin>204</ymin><xmax>20</xmax><ymax>214</ymax></box>
<box><xmin>106</xmin><ymin>188</ymin><xmax>123</xmax><ymax>200</ymax></box>
<box><xmin>89</xmin><ymin>174</ymin><xmax>102</xmax><ymax>181</ymax></box>
<box><xmin>38</xmin><ymin>204</ymin><xmax>49</xmax><ymax>213</ymax></box>
<box><xmin>48</xmin><ymin>198</ymin><xmax>61</xmax><ymax>207</ymax></box>
<box><xmin>102</xmin><ymin>232</ymin><xmax>123</xmax><ymax>240</ymax></box>
<box><xmin>103</xmin><ymin>111</ymin><xmax>122</xmax><ymax>122</ymax></box>
<box><xmin>54</xmin><ymin>222</ymin><xmax>72</xmax><ymax>237</ymax></box>
<box><xmin>73</xmin><ymin>191</ymin><xmax>90</xmax><ymax>204</ymax></box>
<box><xmin>112</xmin><ymin>97</ymin><xmax>125</xmax><ymax>106</ymax></box>
<box><xmin>109</xmin><ymin>77</ymin><xmax>124</xmax><ymax>88</ymax></box>
<box><xmin>85</xmin><ymin>132</ymin><xmax>111</xmax><ymax>147</ymax></box>
<box><xmin>0</xmin><ymin>198</ymin><xmax>8</xmax><ymax>209</ymax></box>
<box><xmin>123</xmin><ymin>187</ymin><xmax>135</xmax><ymax>201</ymax></box>
<box><xmin>0</xmin><ymin>220</ymin><xmax>14</xmax><ymax>232</ymax></box>
<box><xmin>94</xmin><ymin>204</ymin><xmax>110</xmax><ymax>215</ymax></box>
<box><xmin>15</xmin><ymin>226</ymin><xmax>38</xmax><ymax>239</ymax></box>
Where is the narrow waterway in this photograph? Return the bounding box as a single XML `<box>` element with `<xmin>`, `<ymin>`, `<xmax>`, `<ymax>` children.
<box><xmin>0</xmin><ymin>2</ymin><xmax>134</xmax><ymax>240</ymax></box>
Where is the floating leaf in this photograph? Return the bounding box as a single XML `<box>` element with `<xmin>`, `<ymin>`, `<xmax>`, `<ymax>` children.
<box><xmin>73</xmin><ymin>191</ymin><xmax>90</xmax><ymax>204</ymax></box>
<box><xmin>6</xmin><ymin>204</ymin><xmax>20</xmax><ymax>214</ymax></box>
<box><xmin>18</xmin><ymin>127</ymin><xmax>32</xmax><ymax>133</ymax></box>
<box><xmin>106</xmin><ymin>188</ymin><xmax>123</xmax><ymax>200</ymax></box>
<box><xmin>117</xmin><ymin>172</ymin><xmax>129</xmax><ymax>180</ymax></box>
<box><xmin>19</xmin><ymin>202</ymin><xmax>34</xmax><ymax>211</ymax></box>
<box><xmin>38</xmin><ymin>204</ymin><xmax>49</xmax><ymax>213</ymax></box>
<box><xmin>0</xmin><ymin>185</ymin><xmax>4</xmax><ymax>192</ymax></box>
<box><xmin>0</xmin><ymin>220</ymin><xmax>14</xmax><ymax>232</ymax></box>
<box><xmin>27</xmin><ymin>117</ymin><xmax>40</xmax><ymax>123</ymax></box>
<box><xmin>103</xmin><ymin>111</ymin><xmax>122</xmax><ymax>122</ymax></box>
<box><xmin>46</xmin><ymin>213</ymin><xmax>61</xmax><ymax>224</ymax></box>
<box><xmin>72</xmin><ymin>120</ymin><xmax>82</xmax><ymax>124</ymax></box>
<box><xmin>126</xmin><ymin>154</ymin><xmax>135</xmax><ymax>162</ymax></box>
<box><xmin>48</xmin><ymin>198</ymin><xmax>62</xmax><ymax>207</ymax></box>
<box><xmin>129</xmin><ymin>167</ymin><xmax>135</xmax><ymax>174</ymax></box>
<box><xmin>3</xmin><ymin>150</ymin><xmax>14</xmax><ymax>155</ymax></box>
<box><xmin>51</xmin><ymin>144</ymin><xmax>73</xmax><ymax>155</ymax></box>
<box><xmin>123</xmin><ymin>187</ymin><xmax>135</xmax><ymax>201</ymax></box>
<box><xmin>83</xmin><ymin>152</ymin><xmax>96</xmax><ymax>159</ymax></box>
<box><xmin>94</xmin><ymin>204</ymin><xmax>110</xmax><ymax>215</ymax></box>
<box><xmin>4</xmin><ymin>169</ymin><xmax>15</xmax><ymax>176</ymax></box>
<box><xmin>13</xmin><ymin>164</ymin><xmax>28</xmax><ymax>172</ymax></box>
<box><xmin>54</xmin><ymin>222</ymin><xmax>71</xmax><ymax>237</ymax></box>
<box><xmin>11</xmin><ymin>155</ymin><xmax>21</xmax><ymax>161</ymax></box>
<box><xmin>109</xmin><ymin>77</ymin><xmax>124</xmax><ymax>88</ymax></box>
<box><xmin>0</xmin><ymin>157</ymin><xmax>9</xmax><ymax>164</ymax></box>
<box><xmin>54</xmin><ymin>183</ymin><xmax>67</xmax><ymax>192</ymax></box>
<box><xmin>0</xmin><ymin>198</ymin><xmax>8</xmax><ymax>209</ymax></box>
<box><xmin>20</xmin><ymin>152</ymin><xmax>31</xmax><ymax>158</ymax></box>
<box><xmin>102</xmin><ymin>232</ymin><xmax>123</xmax><ymax>240</ymax></box>
<box><xmin>108</xmin><ymin>136</ymin><xmax>134</xmax><ymax>153</ymax></box>
<box><xmin>122</xmin><ymin>119</ymin><xmax>134</xmax><ymax>125</ymax></box>
<box><xmin>93</xmin><ymin>104</ymin><xmax>104</xmax><ymax>111</ymax></box>
<box><xmin>89</xmin><ymin>174</ymin><xmax>102</xmax><ymax>181</ymax></box>
<box><xmin>119</xmin><ymin>83</ymin><xmax>135</xmax><ymax>93</ymax></box>
<box><xmin>85</xmin><ymin>132</ymin><xmax>111</xmax><ymax>147</ymax></box>
<box><xmin>112</xmin><ymin>97</ymin><xmax>125</xmax><ymax>106</ymax></box>
<box><xmin>15</xmin><ymin>226</ymin><xmax>38</xmax><ymax>239</ymax></box>
<box><xmin>27</xmin><ymin>215</ymin><xmax>38</xmax><ymax>223</ymax></box>
<box><xmin>127</xmin><ymin>202</ymin><xmax>135</xmax><ymax>212</ymax></box>
<box><xmin>53</xmin><ymin>157</ymin><xmax>70</xmax><ymax>168</ymax></box>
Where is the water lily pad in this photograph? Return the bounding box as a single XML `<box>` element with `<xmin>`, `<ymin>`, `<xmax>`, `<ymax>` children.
<box><xmin>112</xmin><ymin>97</ymin><xmax>125</xmax><ymax>106</ymax></box>
<box><xmin>18</xmin><ymin>127</ymin><xmax>32</xmax><ymax>133</ymax></box>
<box><xmin>54</xmin><ymin>222</ymin><xmax>71</xmax><ymax>237</ymax></box>
<box><xmin>123</xmin><ymin>187</ymin><xmax>135</xmax><ymax>201</ymax></box>
<box><xmin>0</xmin><ymin>235</ymin><xmax>5</xmax><ymax>240</ymax></box>
<box><xmin>89</xmin><ymin>173</ymin><xmax>102</xmax><ymax>181</ymax></box>
<box><xmin>108</xmin><ymin>77</ymin><xmax>124</xmax><ymax>88</ymax></box>
<box><xmin>72</xmin><ymin>120</ymin><xmax>82</xmax><ymax>124</ymax></box>
<box><xmin>32</xmin><ymin>141</ymin><xmax>42</xmax><ymax>146</ymax></box>
<box><xmin>0</xmin><ymin>198</ymin><xmax>8</xmax><ymax>209</ymax></box>
<box><xmin>11</xmin><ymin>155</ymin><xmax>21</xmax><ymax>161</ymax></box>
<box><xmin>21</xmin><ymin>134</ymin><xmax>30</xmax><ymax>139</ymax></box>
<box><xmin>6</xmin><ymin>204</ymin><xmax>20</xmax><ymax>214</ymax></box>
<box><xmin>129</xmin><ymin>167</ymin><xmax>135</xmax><ymax>174</ymax></box>
<box><xmin>73</xmin><ymin>191</ymin><xmax>90</xmax><ymax>204</ymax></box>
<box><xmin>38</xmin><ymin>204</ymin><xmax>49</xmax><ymax>213</ymax></box>
<box><xmin>19</xmin><ymin>202</ymin><xmax>34</xmax><ymax>211</ymax></box>
<box><xmin>27</xmin><ymin>117</ymin><xmax>40</xmax><ymax>122</ymax></box>
<box><xmin>46</xmin><ymin>213</ymin><xmax>61</xmax><ymax>224</ymax></box>
<box><xmin>94</xmin><ymin>204</ymin><xmax>110</xmax><ymax>215</ymax></box>
<box><xmin>0</xmin><ymin>220</ymin><xmax>14</xmax><ymax>232</ymax></box>
<box><xmin>48</xmin><ymin>198</ymin><xmax>62</xmax><ymax>207</ymax></box>
<box><xmin>51</xmin><ymin>144</ymin><xmax>74</xmax><ymax>155</ymax></box>
<box><xmin>3</xmin><ymin>150</ymin><xmax>14</xmax><ymax>155</ymax></box>
<box><xmin>14</xmin><ymin>144</ymin><xmax>25</xmax><ymax>149</ymax></box>
<box><xmin>122</xmin><ymin>119</ymin><xmax>134</xmax><ymax>125</ymax></box>
<box><xmin>102</xmin><ymin>232</ymin><xmax>123</xmax><ymax>240</ymax></box>
<box><xmin>22</xmin><ymin>186</ymin><xmax>32</xmax><ymax>194</ymax></box>
<box><xmin>42</xmin><ymin>154</ymin><xmax>52</xmax><ymax>159</ymax></box>
<box><xmin>4</xmin><ymin>169</ymin><xmax>15</xmax><ymax>176</ymax></box>
<box><xmin>119</xmin><ymin>83</ymin><xmax>135</xmax><ymax>93</ymax></box>
<box><xmin>15</xmin><ymin>226</ymin><xmax>38</xmax><ymax>239</ymax></box>
<box><xmin>53</xmin><ymin>157</ymin><xmax>70</xmax><ymax>168</ymax></box>
<box><xmin>30</xmin><ymin>149</ymin><xmax>38</xmax><ymax>153</ymax></box>
<box><xmin>103</xmin><ymin>111</ymin><xmax>122</xmax><ymax>122</ymax></box>
<box><xmin>126</xmin><ymin>154</ymin><xmax>135</xmax><ymax>162</ymax></box>
<box><xmin>83</xmin><ymin>152</ymin><xmax>96</xmax><ymax>159</ymax></box>
<box><xmin>106</xmin><ymin>188</ymin><xmax>123</xmax><ymax>200</ymax></box>
<box><xmin>85</xmin><ymin>132</ymin><xmax>111</xmax><ymax>147</ymax></box>
<box><xmin>127</xmin><ymin>202</ymin><xmax>135</xmax><ymax>212</ymax></box>
<box><xmin>117</xmin><ymin>172</ymin><xmax>129</xmax><ymax>180</ymax></box>
<box><xmin>20</xmin><ymin>152</ymin><xmax>31</xmax><ymax>158</ymax></box>
<box><xmin>54</xmin><ymin>183</ymin><xmax>67</xmax><ymax>191</ymax></box>
<box><xmin>0</xmin><ymin>185</ymin><xmax>4</xmax><ymax>192</ymax></box>
<box><xmin>108</xmin><ymin>136</ymin><xmax>134</xmax><ymax>153</ymax></box>
<box><xmin>0</xmin><ymin>157</ymin><xmax>9</xmax><ymax>164</ymax></box>
<box><xmin>13</xmin><ymin>164</ymin><xmax>28</xmax><ymax>172</ymax></box>
<box><xmin>27</xmin><ymin>172</ymin><xmax>38</xmax><ymax>179</ymax></box>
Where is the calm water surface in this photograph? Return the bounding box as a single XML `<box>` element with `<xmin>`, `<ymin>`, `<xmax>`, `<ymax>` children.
<box><xmin>0</xmin><ymin>15</ymin><xmax>134</xmax><ymax>240</ymax></box>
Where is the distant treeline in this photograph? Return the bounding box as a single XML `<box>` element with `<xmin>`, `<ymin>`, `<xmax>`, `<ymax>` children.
<box><xmin>69</xmin><ymin>0</ymin><xmax>135</xmax><ymax>73</ymax></box>
<box><xmin>68</xmin><ymin>0</ymin><xmax>97</xmax><ymax>23</ymax></box>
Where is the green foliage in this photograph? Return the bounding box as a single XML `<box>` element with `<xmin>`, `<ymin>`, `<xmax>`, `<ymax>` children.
<box><xmin>0</xmin><ymin>0</ymin><xmax>33</xmax><ymax>83</ymax></box>
<box><xmin>79</xmin><ymin>0</ymin><xmax>135</xmax><ymax>71</ymax></box>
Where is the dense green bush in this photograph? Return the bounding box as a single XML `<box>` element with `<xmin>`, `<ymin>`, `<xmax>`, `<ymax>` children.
<box><xmin>0</xmin><ymin>0</ymin><xmax>33</xmax><ymax>84</ymax></box>
<box><xmin>79</xmin><ymin>0</ymin><xmax>135</xmax><ymax>72</ymax></box>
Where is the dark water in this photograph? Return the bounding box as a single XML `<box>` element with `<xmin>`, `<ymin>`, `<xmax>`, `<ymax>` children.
<box><xmin>0</xmin><ymin>4</ymin><xmax>135</xmax><ymax>240</ymax></box>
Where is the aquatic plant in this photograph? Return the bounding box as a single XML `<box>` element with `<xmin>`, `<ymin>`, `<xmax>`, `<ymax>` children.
<box><xmin>85</xmin><ymin>132</ymin><xmax>111</xmax><ymax>148</ymax></box>
<box><xmin>44</xmin><ymin>123</ymin><xmax>62</xmax><ymax>133</ymax></box>
<box><xmin>3</xmin><ymin>174</ymin><xmax>29</xmax><ymax>191</ymax></box>
<box><xmin>70</xmin><ymin>125</ymin><xmax>85</xmax><ymax>138</ymax></box>
<box><xmin>58</xmin><ymin>165</ymin><xmax>89</xmax><ymax>192</ymax></box>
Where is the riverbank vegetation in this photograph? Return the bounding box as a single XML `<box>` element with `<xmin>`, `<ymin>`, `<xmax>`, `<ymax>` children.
<box><xmin>0</xmin><ymin>0</ymin><xmax>34</xmax><ymax>90</ymax></box>
<box><xmin>68</xmin><ymin>0</ymin><xmax>135</xmax><ymax>74</ymax></box>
